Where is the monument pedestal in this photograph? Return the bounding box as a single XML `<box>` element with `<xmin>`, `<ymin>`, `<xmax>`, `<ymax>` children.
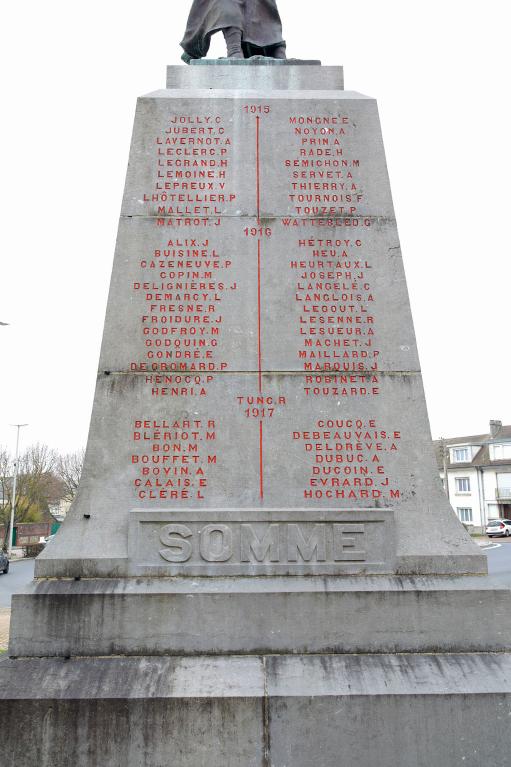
<box><xmin>2</xmin><ymin>61</ymin><xmax>510</xmax><ymax>766</ymax></box>
<box><xmin>2</xmin><ymin>653</ymin><xmax>511</xmax><ymax>766</ymax></box>
<box><xmin>8</xmin><ymin>574</ymin><xmax>511</xmax><ymax>657</ymax></box>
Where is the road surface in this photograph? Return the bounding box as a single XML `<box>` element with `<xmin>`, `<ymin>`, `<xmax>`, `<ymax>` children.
<box><xmin>484</xmin><ymin>537</ymin><xmax>511</xmax><ymax>586</ymax></box>
<box><xmin>0</xmin><ymin>558</ymin><xmax>35</xmax><ymax>608</ymax></box>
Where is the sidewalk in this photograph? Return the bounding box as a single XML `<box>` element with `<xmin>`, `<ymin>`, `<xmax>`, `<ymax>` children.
<box><xmin>8</xmin><ymin>547</ymin><xmax>28</xmax><ymax>560</ymax></box>
<box><xmin>0</xmin><ymin>608</ymin><xmax>10</xmax><ymax>652</ymax></box>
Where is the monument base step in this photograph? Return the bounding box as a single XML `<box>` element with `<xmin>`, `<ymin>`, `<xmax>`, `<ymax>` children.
<box><xmin>1</xmin><ymin>652</ymin><xmax>511</xmax><ymax>767</ymax></box>
<box><xmin>9</xmin><ymin>574</ymin><xmax>511</xmax><ymax>657</ymax></box>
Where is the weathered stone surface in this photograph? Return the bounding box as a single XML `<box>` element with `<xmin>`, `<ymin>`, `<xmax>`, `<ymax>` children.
<box><xmin>0</xmin><ymin>656</ymin><xmax>264</xmax><ymax>767</ymax></box>
<box><xmin>9</xmin><ymin>575</ymin><xmax>511</xmax><ymax>658</ymax></box>
<box><xmin>267</xmin><ymin>654</ymin><xmax>511</xmax><ymax>767</ymax></box>
<box><xmin>1</xmin><ymin>653</ymin><xmax>511</xmax><ymax>767</ymax></box>
<box><xmin>168</xmin><ymin>61</ymin><xmax>340</xmax><ymax>90</ymax></box>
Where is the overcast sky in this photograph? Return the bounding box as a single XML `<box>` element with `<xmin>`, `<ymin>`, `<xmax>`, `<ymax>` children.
<box><xmin>0</xmin><ymin>0</ymin><xmax>509</xmax><ymax>455</ymax></box>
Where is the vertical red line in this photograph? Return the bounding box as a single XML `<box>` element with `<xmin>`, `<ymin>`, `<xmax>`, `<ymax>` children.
<box><xmin>259</xmin><ymin>421</ymin><xmax>264</xmax><ymax>500</ymax></box>
<box><xmin>255</xmin><ymin>114</ymin><xmax>263</xmax><ymax>499</ymax></box>
<box><xmin>256</xmin><ymin>116</ymin><xmax>260</xmax><ymax>225</ymax></box>
<box><xmin>257</xmin><ymin>239</ymin><xmax>262</xmax><ymax>393</ymax></box>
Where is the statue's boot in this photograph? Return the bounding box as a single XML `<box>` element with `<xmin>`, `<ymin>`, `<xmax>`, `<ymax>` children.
<box><xmin>272</xmin><ymin>44</ymin><xmax>287</xmax><ymax>59</ymax></box>
<box><xmin>223</xmin><ymin>27</ymin><xmax>244</xmax><ymax>59</ymax></box>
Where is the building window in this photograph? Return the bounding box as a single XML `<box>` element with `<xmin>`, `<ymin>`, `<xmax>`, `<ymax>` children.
<box><xmin>457</xmin><ymin>507</ymin><xmax>473</xmax><ymax>523</ymax></box>
<box><xmin>453</xmin><ymin>448</ymin><xmax>470</xmax><ymax>462</ymax></box>
<box><xmin>491</xmin><ymin>444</ymin><xmax>511</xmax><ymax>460</ymax></box>
<box><xmin>455</xmin><ymin>477</ymin><xmax>471</xmax><ymax>493</ymax></box>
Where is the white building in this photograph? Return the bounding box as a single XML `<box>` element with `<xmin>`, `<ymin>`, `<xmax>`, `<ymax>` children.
<box><xmin>48</xmin><ymin>498</ymin><xmax>72</xmax><ymax>522</ymax></box>
<box><xmin>434</xmin><ymin>420</ymin><xmax>511</xmax><ymax>531</ymax></box>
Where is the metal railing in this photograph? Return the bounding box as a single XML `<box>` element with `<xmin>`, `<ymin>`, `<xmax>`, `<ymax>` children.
<box><xmin>496</xmin><ymin>488</ymin><xmax>511</xmax><ymax>500</ymax></box>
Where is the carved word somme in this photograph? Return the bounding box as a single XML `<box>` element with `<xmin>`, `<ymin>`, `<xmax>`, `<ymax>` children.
<box><xmin>158</xmin><ymin>522</ymin><xmax>366</xmax><ymax>564</ymax></box>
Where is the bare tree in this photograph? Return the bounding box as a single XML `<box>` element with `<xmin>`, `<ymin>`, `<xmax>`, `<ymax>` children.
<box><xmin>0</xmin><ymin>446</ymin><xmax>10</xmax><ymax>514</ymax></box>
<box><xmin>55</xmin><ymin>449</ymin><xmax>85</xmax><ymax>501</ymax></box>
<box><xmin>0</xmin><ymin>443</ymin><xmax>59</xmax><ymax>547</ymax></box>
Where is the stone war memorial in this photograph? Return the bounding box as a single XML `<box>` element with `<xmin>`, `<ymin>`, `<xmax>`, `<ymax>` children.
<box><xmin>2</xmin><ymin>10</ymin><xmax>511</xmax><ymax>766</ymax></box>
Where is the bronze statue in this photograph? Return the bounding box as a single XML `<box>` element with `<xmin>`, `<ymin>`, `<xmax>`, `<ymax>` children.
<box><xmin>181</xmin><ymin>0</ymin><xmax>286</xmax><ymax>62</ymax></box>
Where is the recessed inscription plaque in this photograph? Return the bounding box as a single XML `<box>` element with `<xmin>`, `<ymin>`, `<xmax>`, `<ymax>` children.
<box><xmin>128</xmin><ymin>509</ymin><xmax>395</xmax><ymax>575</ymax></box>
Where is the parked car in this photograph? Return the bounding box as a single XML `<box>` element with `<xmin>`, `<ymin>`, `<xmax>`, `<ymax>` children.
<box><xmin>0</xmin><ymin>550</ymin><xmax>9</xmax><ymax>574</ymax></box>
<box><xmin>486</xmin><ymin>519</ymin><xmax>511</xmax><ymax>537</ymax></box>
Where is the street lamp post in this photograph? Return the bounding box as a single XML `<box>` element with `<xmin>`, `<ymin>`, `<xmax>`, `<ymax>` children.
<box><xmin>440</xmin><ymin>438</ymin><xmax>450</xmax><ymax>500</ymax></box>
<box><xmin>7</xmin><ymin>423</ymin><xmax>28</xmax><ymax>558</ymax></box>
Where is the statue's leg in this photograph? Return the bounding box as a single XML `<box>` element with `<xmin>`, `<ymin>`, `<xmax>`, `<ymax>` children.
<box><xmin>272</xmin><ymin>44</ymin><xmax>287</xmax><ymax>60</ymax></box>
<box><xmin>223</xmin><ymin>27</ymin><xmax>244</xmax><ymax>59</ymax></box>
